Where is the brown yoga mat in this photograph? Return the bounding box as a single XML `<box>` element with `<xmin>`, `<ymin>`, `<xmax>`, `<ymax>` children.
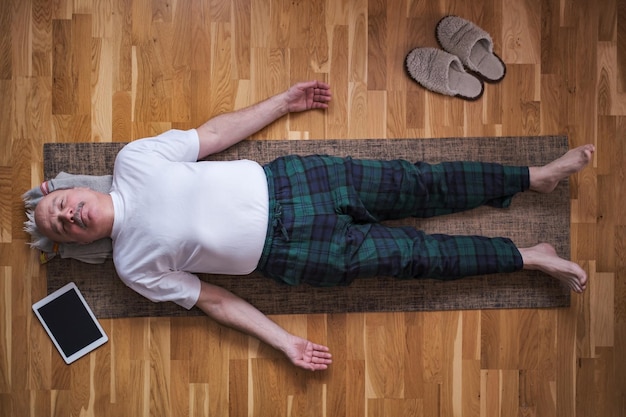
<box><xmin>44</xmin><ymin>136</ymin><xmax>571</xmax><ymax>318</ymax></box>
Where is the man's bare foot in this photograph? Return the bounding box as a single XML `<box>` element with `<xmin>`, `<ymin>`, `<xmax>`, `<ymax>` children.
<box><xmin>519</xmin><ymin>243</ymin><xmax>587</xmax><ymax>293</ymax></box>
<box><xmin>529</xmin><ymin>144</ymin><xmax>595</xmax><ymax>193</ymax></box>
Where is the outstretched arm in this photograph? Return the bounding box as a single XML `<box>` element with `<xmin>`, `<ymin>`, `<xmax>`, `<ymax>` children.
<box><xmin>195</xmin><ymin>80</ymin><xmax>331</xmax><ymax>158</ymax></box>
<box><xmin>195</xmin><ymin>281</ymin><xmax>333</xmax><ymax>371</ymax></box>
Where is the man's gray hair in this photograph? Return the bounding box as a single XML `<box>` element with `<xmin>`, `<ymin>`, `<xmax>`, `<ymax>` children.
<box><xmin>22</xmin><ymin>187</ymin><xmax>57</xmax><ymax>252</ymax></box>
<box><xmin>23</xmin><ymin>208</ymin><xmax>56</xmax><ymax>252</ymax></box>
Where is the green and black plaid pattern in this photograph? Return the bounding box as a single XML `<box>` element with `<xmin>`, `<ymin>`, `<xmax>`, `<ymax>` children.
<box><xmin>257</xmin><ymin>155</ymin><xmax>527</xmax><ymax>286</ymax></box>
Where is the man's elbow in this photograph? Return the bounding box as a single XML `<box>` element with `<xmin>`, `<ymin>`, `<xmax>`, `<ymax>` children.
<box><xmin>195</xmin><ymin>125</ymin><xmax>224</xmax><ymax>158</ymax></box>
<box><xmin>195</xmin><ymin>281</ymin><xmax>226</xmax><ymax>315</ymax></box>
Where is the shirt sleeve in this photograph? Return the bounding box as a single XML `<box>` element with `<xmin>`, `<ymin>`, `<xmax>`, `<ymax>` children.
<box><xmin>119</xmin><ymin>129</ymin><xmax>200</xmax><ymax>163</ymax></box>
<box><xmin>123</xmin><ymin>270</ymin><xmax>203</xmax><ymax>310</ymax></box>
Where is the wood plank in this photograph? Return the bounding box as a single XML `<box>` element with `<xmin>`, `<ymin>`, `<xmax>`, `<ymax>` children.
<box><xmin>1</xmin><ymin>0</ymin><xmax>624</xmax><ymax>415</ymax></box>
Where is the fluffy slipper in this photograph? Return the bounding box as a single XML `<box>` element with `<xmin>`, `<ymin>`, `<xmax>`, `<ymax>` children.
<box><xmin>436</xmin><ymin>15</ymin><xmax>506</xmax><ymax>83</ymax></box>
<box><xmin>405</xmin><ymin>47</ymin><xmax>484</xmax><ymax>101</ymax></box>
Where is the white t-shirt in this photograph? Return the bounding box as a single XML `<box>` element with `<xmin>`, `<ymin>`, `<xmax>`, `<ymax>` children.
<box><xmin>109</xmin><ymin>129</ymin><xmax>269</xmax><ymax>309</ymax></box>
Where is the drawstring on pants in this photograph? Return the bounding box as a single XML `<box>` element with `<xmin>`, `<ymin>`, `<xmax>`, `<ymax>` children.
<box><xmin>272</xmin><ymin>204</ymin><xmax>290</xmax><ymax>241</ymax></box>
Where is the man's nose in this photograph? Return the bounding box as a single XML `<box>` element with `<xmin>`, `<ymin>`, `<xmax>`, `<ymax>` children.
<box><xmin>60</xmin><ymin>206</ymin><xmax>74</xmax><ymax>222</ymax></box>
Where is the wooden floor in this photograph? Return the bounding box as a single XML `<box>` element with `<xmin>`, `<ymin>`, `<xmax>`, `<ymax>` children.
<box><xmin>1</xmin><ymin>0</ymin><xmax>624</xmax><ymax>416</ymax></box>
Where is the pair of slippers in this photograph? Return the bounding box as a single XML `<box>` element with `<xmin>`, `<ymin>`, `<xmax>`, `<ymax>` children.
<box><xmin>405</xmin><ymin>16</ymin><xmax>506</xmax><ymax>101</ymax></box>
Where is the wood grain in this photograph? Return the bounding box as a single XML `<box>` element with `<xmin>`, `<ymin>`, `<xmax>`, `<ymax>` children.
<box><xmin>1</xmin><ymin>0</ymin><xmax>623</xmax><ymax>416</ymax></box>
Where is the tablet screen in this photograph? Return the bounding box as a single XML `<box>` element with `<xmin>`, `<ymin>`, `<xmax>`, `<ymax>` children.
<box><xmin>33</xmin><ymin>283</ymin><xmax>108</xmax><ymax>364</ymax></box>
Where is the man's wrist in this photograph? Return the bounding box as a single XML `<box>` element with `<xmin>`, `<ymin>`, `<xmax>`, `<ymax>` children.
<box><xmin>270</xmin><ymin>329</ymin><xmax>293</xmax><ymax>354</ymax></box>
<box><xmin>274</xmin><ymin>91</ymin><xmax>291</xmax><ymax>115</ymax></box>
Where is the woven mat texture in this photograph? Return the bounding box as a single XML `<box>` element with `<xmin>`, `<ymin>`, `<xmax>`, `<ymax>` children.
<box><xmin>44</xmin><ymin>136</ymin><xmax>570</xmax><ymax>317</ymax></box>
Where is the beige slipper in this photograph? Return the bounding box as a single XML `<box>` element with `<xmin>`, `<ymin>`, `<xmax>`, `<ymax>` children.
<box><xmin>405</xmin><ymin>47</ymin><xmax>484</xmax><ymax>101</ymax></box>
<box><xmin>436</xmin><ymin>15</ymin><xmax>506</xmax><ymax>83</ymax></box>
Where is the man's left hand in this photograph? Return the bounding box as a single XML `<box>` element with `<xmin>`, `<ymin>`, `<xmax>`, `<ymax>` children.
<box><xmin>285</xmin><ymin>80</ymin><xmax>332</xmax><ymax>113</ymax></box>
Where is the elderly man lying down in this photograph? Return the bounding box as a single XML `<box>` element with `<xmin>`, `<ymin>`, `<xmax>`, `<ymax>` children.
<box><xmin>25</xmin><ymin>81</ymin><xmax>593</xmax><ymax>371</ymax></box>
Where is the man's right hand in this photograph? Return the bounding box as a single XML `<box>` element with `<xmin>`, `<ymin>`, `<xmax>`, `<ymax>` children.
<box><xmin>281</xmin><ymin>334</ymin><xmax>333</xmax><ymax>371</ymax></box>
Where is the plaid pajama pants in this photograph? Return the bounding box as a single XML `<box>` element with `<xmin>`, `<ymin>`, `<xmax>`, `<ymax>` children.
<box><xmin>256</xmin><ymin>155</ymin><xmax>528</xmax><ymax>286</ymax></box>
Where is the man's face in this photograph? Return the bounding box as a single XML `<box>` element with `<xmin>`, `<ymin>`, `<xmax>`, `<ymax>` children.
<box><xmin>34</xmin><ymin>187</ymin><xmax>111</xmax><ymax>244</ymax></box>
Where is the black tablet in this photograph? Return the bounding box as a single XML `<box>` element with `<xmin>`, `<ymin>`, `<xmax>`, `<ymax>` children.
<box><xmin>32</xmin><ymin>282</ymin><xmax>108</xmax><ymax>364</ymax></box>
